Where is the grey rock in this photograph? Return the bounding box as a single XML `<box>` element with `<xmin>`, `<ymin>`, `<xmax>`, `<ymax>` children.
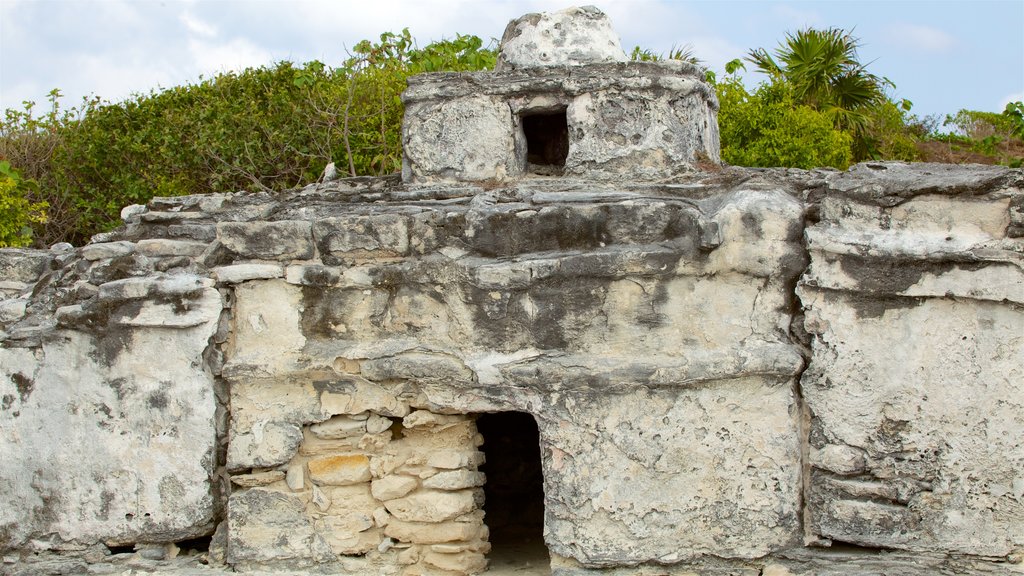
<box><xmin>226</xmin><ymin>488</ymin><xmax>337</xmax><ymax>568</ymax></box>
<box><xmin>81</xmin><ymin>241</ymin><xmax>136</xmax><ymax>261</ymax></box>
<box><xmin>495</xmin><ymin>6</ymin><xmax>627</xmax><ymax>70</ymax></box>
<box><xmin>217</xmin><ymin>221</ymin><xmax>314</xmax><ymax>260</ymax></box>
<box><xmin>0</xmin><ymin>248</ymin><xmax>51</xmax><ymax>283</ymax></box>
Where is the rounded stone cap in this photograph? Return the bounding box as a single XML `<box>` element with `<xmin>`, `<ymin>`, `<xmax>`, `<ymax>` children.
<box><xmin>494</xmin><ymin>5</ymin><xmax>627</xmax><ymax>71</ymax></box>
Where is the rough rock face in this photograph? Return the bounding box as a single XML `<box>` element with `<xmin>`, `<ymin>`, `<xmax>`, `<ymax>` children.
<box><xmin>798</xmin><ymin>163</ymin><xmax>1024</xmax><ymax>557</ymax></box>
<box><xmin>2</xmin><ymin>162</ymin><xmax>1020</xmax><ymax>576</ymax></box>
<box><xmin>0</xmin><ymin>262</ymin><xmax>220</xmax><ymax>551</ymax></box>
<box><xmin>494</xmin><ymin>6</ymin><xmax>627</xmax><ymax>70</ymax></box>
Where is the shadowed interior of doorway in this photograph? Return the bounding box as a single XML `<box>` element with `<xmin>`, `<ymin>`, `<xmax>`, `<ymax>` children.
<box><xmin>476</xmin><ymin>412</ymin><xmax>551</xmax><ymax>574</ymax></box>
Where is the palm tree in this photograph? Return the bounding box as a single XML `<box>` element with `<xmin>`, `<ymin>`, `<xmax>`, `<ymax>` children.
<box><xmin>746</xmin><ymin>27</ymin><xmax>885</xmax><ymax>133</ymax></box>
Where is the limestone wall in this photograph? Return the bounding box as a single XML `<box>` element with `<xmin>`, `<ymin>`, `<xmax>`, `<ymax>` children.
<box><xmin>1</xmin><ymin>163</ymin><xmax>1022</xmax><ymax>575</ymax></box>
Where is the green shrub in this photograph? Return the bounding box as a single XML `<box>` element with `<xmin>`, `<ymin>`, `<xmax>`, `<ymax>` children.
<box><xmin>0</xmin><ymin>161</ymin><xmax>47</xmax><ymax>248</ymax></box>
<box><xmin>716</xmin><ymin>76</ymin><xmax>852</xmax><ymax>170</ymax></box>
<box><xmin>0</xmin><ymin>31</ymin><xmax>496</xmax><ymax>246</ymax></box>
<box><xmin>859</xmin><ymin>99</ymin><xmax>921</xmax><ymax>161</ymax></box>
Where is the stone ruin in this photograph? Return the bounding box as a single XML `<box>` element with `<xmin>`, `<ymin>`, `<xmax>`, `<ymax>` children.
<box><xmin>1</xmin><ymin>6</ymin><xmax>1022</xmax><ymax>576</ymax></box>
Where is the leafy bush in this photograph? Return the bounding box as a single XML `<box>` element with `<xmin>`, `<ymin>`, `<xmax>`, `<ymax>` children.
<box><xmin>859</xmin><ymin>99</ymin><xmax>921</xmax><ymax>162</ymax></box>
<box><xmin>715</xmin><ymin>73</ymin><xmax>852</xmax><ymax>170</ymax></box>
<box><xmin>0</xmin><ymin>161</ymin><xmax>47</xmax><ymax>248</ymax></box>
<box><xmin>0</xmin><ymin>31</ymin><xmax>496</xmax><ymax>246</ymax></box>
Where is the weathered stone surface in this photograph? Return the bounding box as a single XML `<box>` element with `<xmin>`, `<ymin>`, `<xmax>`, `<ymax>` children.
<box><xmin>798</xmin><ymin>172</ymin><xmax>1024</xmax><ymax>557</ymax></box>
<box><xmin>372</xmin><ymin>475</ymin><xmax>420</xmax><ymax>501</ymax></box>
<box><xmin>0</xmin><ymin>312</ymin><xmax>219</xmax><ymax>549</ymax></box>
<box><xmin>226</xmin><ymin>488</ymin><xmax>336</xmax><ymax>568</ymax></box>
<box><xmin>495</xmin><ymin>6</ymin><xmax>626</xmax><ymax>70</ymax></box>
<box><xmin>542</xmin><ymin>378</ymin><xmax>802</xmax><ymax>565</ymax></box>
<box><xmin>384</xmin><ymin>490</ymin><xmax>478</xmax><ymax>523</ymax></box>
<box><xmin>308</xmin><ymin>454</ymin><xmax>372</xmax><ymax>486</ymax></box>
<box><xmin>0</xmin><ymin>248</ymin><xmax>51</xmax><ymax>283</ymax></box>
<box><xmin>402</xmin><ymin>95</ymin><xmax>517</xmax><ymax>183</ymax></box>
<box><xmin>211</xmin><ymin>263</ymin><xmax>283</xmax><ymax>283</ymax></box>
<box><xmin>313</xmin><ymin>214</ymin><xmax>410</xmax><ymax>263</ymax></box>
<box><xmin>217</xmin><ymin>221</ymin><xmax>314</xmax><ymax>260</ymax></box>
<box><xmin>81</xmin><ymin>241</ymin><xmax>136</xmax><ymax>261</ymax></box>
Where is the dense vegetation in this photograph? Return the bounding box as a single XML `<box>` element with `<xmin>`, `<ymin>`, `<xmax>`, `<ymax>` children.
<box><xmin>1</xmin><ymin>27</ymin><xmax>1021</xmax><ymax>247</ymax></box>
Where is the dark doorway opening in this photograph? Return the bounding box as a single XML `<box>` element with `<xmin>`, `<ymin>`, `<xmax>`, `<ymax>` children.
<box><xmin>477</xmin><ymin>411</ymin><xmax>549</xmax><ymax>572</ymax></box>
<box><xmin>522</xmin><ymin>110</ymin><xmax>569</xmax><ymax>174</ymax></box>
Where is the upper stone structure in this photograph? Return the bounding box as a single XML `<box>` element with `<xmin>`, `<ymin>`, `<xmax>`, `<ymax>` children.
<box><xmin>401</xmin><ymin>6</ymin><xmax>720</xmax><ymax>184</ymax></box>
<box><xmin>494</xmin><ymin>6</ymin><xmax>628</xmax><ymax>70</ymax></box>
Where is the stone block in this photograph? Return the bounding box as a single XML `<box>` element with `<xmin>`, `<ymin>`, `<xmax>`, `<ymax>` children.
<box><xmin>97</xmin><ymin>274</ymin><xmax>213</xmax><ymax>301</ymax></box>
<box><xmin>217</xmin><ymin>221</ymin><xmax>314</xmax><ymax>260</ymax></box>
<box><xmin>81</xmin><ymin>241</ymin><xmax>136</xmax><ymax>261</ymax></box>
<box><xmin>226</xmin><ymin>488</ymin><xmax>335</xmax><ymax>567</ymax></box>
<box><xmin>136</xmin><ymin>238</ymin><xmax>208</xmax><ymax>257</ymax></box>
<box><xmin>384</xmin><ymin>490</ymin><xmax>478</xmax><ymax>523</ymax></box>
<box><xmin>211</xmin><ymin>263</ymin><xmax>284</xmax><ymax>283</ymax></box>
<box><xmin>312</xmin><ymin>214</ymin><xmax>410</xmax><ymax>263</ymax></box>
<box><xmin>542</xmin><ymin>380</ymin><xmax>802</xmax><ymax>565</ymax></box>
<box><xmin>226</xmin><ymin>421</ymin><xmax>303</xmax><ymax>471</ymax></box>
<box><xmin>384</xmin><ymin>518</ymin><xmax>485</xmax><ymax>544</ymax></box>
<box><xmin>0</xmin><ymin>321</ymin><xmax>218</xmax><ymax>550</ymax></box>
<box><xmin>402</xmin><ymin>95</ymin><xmax>517</xmax><ymax>183</ymax></box>
<box><xmin>423</xmin><ymin>550</ymin><xmax>487</xmax><ymax>574</ymax></box>
<box><xmin>308</xmin><ymin>454</ymin><xmax>372</xmax><ymax>486</ymax></box>
<box><xmin>372</xmin><ymin>475</ymin><xmax>420</xmax><ymax>501</ymax></box>
<box><xmin>231</xmin><ymin>471</ymin><xmax>285</xmax><ymax>487</ymax></box>
<box><xmin>421</xmin><ymin>470</ymin><xmax>485</xmax><ymax>491</ymax></box>
<box><xmin>0</xmin><ymin>298</ymin><xmax>27</xmax><ymax>323</ymax></box>
<box><xmin>0</xmin><ymin>248</ymin><xmax>51</xmax><ymax>283</ymax></box>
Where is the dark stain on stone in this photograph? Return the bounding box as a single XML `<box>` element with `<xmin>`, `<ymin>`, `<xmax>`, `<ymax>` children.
<box><xmin>467</xmin><ymin>206</ymin><xmax>608</xmax><ymax>257</ymax></box>
<box><xmin>108</xmin><ymin>378</ymin><xmax>131</xmax><ymax>400</ymax></box>
<box><xmin>838</xmin><ymin>254</ymin><xmax>989</xmax><ymax>294</ymax></box>
<box><xmin>87</xmin><ymin>253</ymin><xmax>153</xmax><ymax>285</ymax></box>
<box><xmin>779</xmin><ymin>251</ymin><xmax>811</xmax><ymax>282</ymax></box>
<box><xmin>741</xmin><ymin>212</ymin><xmax>763</xmax><ymax>238</ymax></box>
<box><xmin>1</xmin><ymin>395</ymin><xmax>14</xmax><ymax>411</ymax></box>
<box><xmin>876</xmin><ymin>417</ymin><xmax>912</xmax><ymax>452</ymax></box>
<box><xmin>148</xmin><ymin>391</ymin><xmax>169</xmax><ymax>410</ymax></box>
<box><xmin>301</xmin><ymin>286</ymin><xmax>390</xmax><ymax>339</ymax></box>
<box><xmin>829</xmin><ymin>292</ymin><xmax>925</xmax><ymax>320</ymax></box>
<box><xmin>301</xmin><ymin>266</ymin><xmax>340</xmax><ymax>286</ymax></box>
<box><xmin>467</xmin><ymin>277</ymin><xmax>607</xmax><ymax>351</ymax></box>
<box><xmin>12</xmin><ymin>373</ymin><xmax>33</xmax><ymax>402</ymax></box>
<box><xmin>93</xmin><ymin>329</ymin><xmax>133</xmax><ymax>365</ymax></box>
<box><xmin>97</xmin><ymin>489</ymin><xmax>116</xmax><ymax>521</ymax></box>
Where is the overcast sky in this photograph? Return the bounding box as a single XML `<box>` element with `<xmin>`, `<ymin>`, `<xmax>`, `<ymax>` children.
<box><xmin>1</xmin><ymin>0</ymin><xmax>1022</xmax><ymax>121</ymax></box>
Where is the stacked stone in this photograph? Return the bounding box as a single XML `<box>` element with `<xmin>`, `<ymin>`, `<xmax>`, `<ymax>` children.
<box><xmin>227</xmin><ymin>396</ymin><xmax>489</xmax><ymax>575</ymax></box>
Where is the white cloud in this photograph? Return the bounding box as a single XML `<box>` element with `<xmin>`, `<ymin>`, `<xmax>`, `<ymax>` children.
<box><xmin>188</xmin><ymin>37</ymin><xmax>274</xmax><ymax>77</ymax></box>
<box><xmin>181</xmin><ymin>11</ymin><xmax>218</xmax><ymax>38</ymax></box>
<box><xmin>885</xmin><ymin>23</ymin><xmax>955</xmax><ymax>53</ymax></box>
<box><xmin>1000</xmin><ymin>91</ymin><xmax>1024</xmax><ymax>110</ymax></box>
